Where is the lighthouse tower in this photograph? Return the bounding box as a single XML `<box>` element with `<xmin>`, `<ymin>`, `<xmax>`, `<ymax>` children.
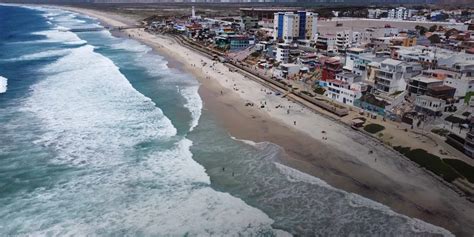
<box><xmin>191</xmin><ymin>6</ymin><xmax>196</xmax><ymax>19</ymax></box>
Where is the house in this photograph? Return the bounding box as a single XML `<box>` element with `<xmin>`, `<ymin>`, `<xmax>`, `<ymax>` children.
<box><xmin>275</xmin><ymin>43</ymin><xmax>290</xmax><ymax>63</ymax></box>
<box><xmin>407</xmin><ymin>75</ymin><xmax>443</xmax><ymax>96</ymax></box>
<box><xmin>344</xmin><ymin>48</ymin><xmax>366</xmax><ymax>71</ymax></box>
<box><xmin>273</xmin><ymin>63</ymin><xmax>300</xmax><ymax>79</ymax></box>
<box><xmin>321</xmin><ymin>58</ymin><xmax>342</xmax><ymax>81</ymax></box>
<box><xmin>374</xmin><ymin>59</ymin><xmax>421</xmax><ymax>94</ymax></box>
<box><xmin>326</xmin><ymin>80</ymin><xmax>367</xmax><ymax>106</ymax></box>
<box><xmin>414</xmin><ymin>95</ymin><xmax>446</xmax><ymax>116</ymax></box>
<box><xmin>316</xmin><ymin>34</ymin><xmax>336</xmax><ymax>54</ymax></box>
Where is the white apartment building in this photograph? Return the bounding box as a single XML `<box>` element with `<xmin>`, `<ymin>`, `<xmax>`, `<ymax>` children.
<box><xmin>335</xmin><ymin>30</ymin><xmax>360</xmax><ymax>52</ymax></box>
<box><xmin>388</xmin><ymin>7</ymin><xmax>414</xmax><ymax>20</ymax></box>
<box><xmin>374</xmin><ymin>59</ymin><xmax>422</xmax><ymax>94</ymax></box>
<box><xmin>344</xmin><ymin>48</ymin><xmax>366</xmax><ymax>71</ymax></box>
<box><xmin>316</xmin><ymin>34</ymin><xmax>337</xmax><ymax>53</ymax></box>
<box><xmin>326</xmin><ymin>73</ymin><xmax>366</xmax><ymax>106</ymax></box>
<box><xmin>275</xmin><ymin>43</ymin><xmax>290</xmax><ymax>63</ymax></box>
<box><xmin>368</xmin><ymin>9</ymin><xmax>386</xmax><ymax>19</ymax></box>
<box><xmin>414</xmin><ymin>95</ymin><xmax>446</xmax><ymax>115</ymax></box>
<box><xmin>273</xmin><ymin>11</ymin><xmax>318</xmax><ymax>43</ymax></box>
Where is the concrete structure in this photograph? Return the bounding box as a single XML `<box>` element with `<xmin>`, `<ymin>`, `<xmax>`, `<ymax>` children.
<box><xmin>352</xmin><ymin>52</ymin><xmax>390</xmax><ymax>82</ymax></box>
<box><xmin>344</xmin><ymin>48</ymin><xmax>365</xmax><ymax>71</ymax></box>
<box><xmin>368</xmin><ymin>9</ymin><xmax>386</xmax><ymax>19</ymax></box>
<box><xmin>407</xmin><ymin>75</ymin><xmax>443</xmax><ymax>96</ymax></box>
<box><xmin>414</xmin><ymin>95</ymin><xmax>446</xmax><ymax>115</ymax></box>
<box><xmin>275</xmin><ymin>43</ymin><xmax>290</xmax><ymax>63</ymax></box>
<box><xmin>316</xmin><ymin>34</ymin><xmax>336</xmax><ymax>53</ymax></box>
<box><xmin>273</xmin><ymin>11</ymin><xmax>318</xmax><ymax>43</ymax></box>
<box><xmin>388</xmin><ymin>7</ymin><xmax>414</xmax><ymax>20</ymax></box>
<box><xmin>374</xmin><ymin>59</ymin><xmax>422</xmax><ymax>94</ymax></box>
<box><xmin>326</xmin><ymin>74</ymin><xmax>366</xmax><ymax>106</ymax></box>
<box><xmin>273</xmin><ymin>63</ymin><xmax>300</xmax><ymax>78</ymax></box>
<box><xmin>322</xmin><ymin>58</ymin><xmax>342</xmax><ymax>81</ymax></box>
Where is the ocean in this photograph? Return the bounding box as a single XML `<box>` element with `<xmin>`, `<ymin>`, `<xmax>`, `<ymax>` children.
<box><xmin>0</xmin><ymin>4</ymin><xmax>453</xmax><ymax>236</ymax></box>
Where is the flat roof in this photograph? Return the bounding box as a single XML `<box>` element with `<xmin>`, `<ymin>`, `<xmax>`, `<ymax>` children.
<box><xmin>412</xmin><ymin>76</ymin><xmax>442</xmax><ymax>84</ymax></box>
<box><xmin>382</xmin><ymin>58</ymin><xmax>403</xmax><ymax>66</ymax></box>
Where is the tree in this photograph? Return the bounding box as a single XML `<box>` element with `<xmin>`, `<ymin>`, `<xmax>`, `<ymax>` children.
<box><xmin>415</xmin><ymin>25</ymin><xmax>428</xmax><ymax>36</ymax></box>
<box><xmin>429</xmin><ymin>24</ymin><xmax>438</xmax><ymax>32</ymax></box>
<box><xmin>428</xmin><ymin>34</ymin><xmax>441</xmax><ymax>44</ymax></box>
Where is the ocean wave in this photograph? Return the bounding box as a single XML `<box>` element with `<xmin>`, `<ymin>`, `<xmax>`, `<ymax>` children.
<box><xmin>4</xmin><ymin>48</ymin><xmax>71</xmax><ymax>62</ymax></box>
<box><xmin>180</xmin><ymin>85</ymin><xmax>202</xmax><ymax>131</ymax></box>
<box><xmin>32</xmin><ymin>29</ymin><xmax>87</xmax><ymax>45</ymax></box>
<box><xmin>5</xmin><ymin>23</ymin><xmax>285</xmax><ymax>234</ymax></box>
<box><xmin>0</xmin><ymin>76</ymin><xmax>7</xmax><ymax>93</ymax></box>
<box><xmin>111</xmin><ymin>38</ymin><xmax>152</xmax><ymax>53</ymax></box>
<box><xmin>230</xmin><ymin>135</ymin><xmax>259</xmax><ymax>147</ymax></box>
<box><xmin>274</xmin><ymin>162</ymin><xmax>454</xmax><ymax>236</ymax></box>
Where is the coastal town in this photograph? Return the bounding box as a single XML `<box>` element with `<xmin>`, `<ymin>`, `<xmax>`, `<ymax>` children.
<box><xmin>2</xmin><ymin>2</ymin><xmax>474</xmax><ymax>236</ymax></box>
<box><xmin>138</xmin><ymin>5</ymin><xmax>474</xmax><ymax>196</ymax></box>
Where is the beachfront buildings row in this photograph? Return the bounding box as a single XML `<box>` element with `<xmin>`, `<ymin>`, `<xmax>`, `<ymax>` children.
<box><xmin>273</xmin><ymin>11</ymin><xmax>318</xmax><ymax>43</ymax></box>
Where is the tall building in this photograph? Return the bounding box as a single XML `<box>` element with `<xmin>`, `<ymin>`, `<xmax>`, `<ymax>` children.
<box><xmin>273</xmin><ymin>11</ymin><xmax>318</xmax><ymax>43</ymax></box>
<box><xmin>388</xmin><ymin>7</ymin><xmax>415</xmax><ymax>20</ymax></box>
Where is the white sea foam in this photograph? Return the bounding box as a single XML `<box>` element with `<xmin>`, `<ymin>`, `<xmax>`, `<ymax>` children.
<box><xmin>180</xmin><ymin>85</ymin><xmax>202</xmax><ymax>131</ymax></box>
<box><xmin>4</xmin><ymin>18</ymin><xmax>285</xmax><ymax>235</ymax></box>
<box><xmin>111</xmin><ymin>39</ymin><xmax>152</xmax><ymax>53</ymax></box>
<box><xmin>0</xmin><ymin>76</ymin><xmax>7</xmax><ymax>93</ymax></box>
<box><xmin>274</xmin><ymin>162</ymin><xmax>454</xmax><ymax>236</ymax></box>
<box><xmin>230</xmin><ymin>135</ymin><xmax>259</xmax><ymax>147</ymax></box>
<box><xmin>33</xmin><ymin>29</ymin><xmax>87</xmax><ymax>45</ymax></box>
<box><xmin>5</xmin><ymin>48</ymin><xmax>71</xmax><ymax>62</ymax></box>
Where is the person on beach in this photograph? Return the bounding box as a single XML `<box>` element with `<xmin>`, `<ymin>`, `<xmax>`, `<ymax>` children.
<box><xmin>294</xmin><ymin>121</ymin><xmax>296</xmax><ymax>125</ymax></box>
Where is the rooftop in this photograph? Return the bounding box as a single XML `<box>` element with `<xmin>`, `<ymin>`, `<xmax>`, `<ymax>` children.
<box><xmin>412</xmin><ymin>75</ymin><xmax>443</xmax><ymax>84</ymax></box>
<box><xmin>382</xmin><ymin>58</ymin><xmax>403</xmax><ymax>66</ymax></box>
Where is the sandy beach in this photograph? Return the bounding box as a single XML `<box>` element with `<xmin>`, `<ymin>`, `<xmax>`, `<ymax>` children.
<box><xmin>56</xmin><ymin>6</ymin><xmax>474</xmax><ymax>236</ymax></box>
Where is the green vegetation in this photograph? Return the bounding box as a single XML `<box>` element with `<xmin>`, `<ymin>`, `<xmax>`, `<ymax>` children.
<box><xmin>464</xmin><ymin>91</ymin><xmax>474</xmax><ymax>104</ymax></box>
<box><xmin>415</xmin><ymin>25</ymin><xmax>428</xmax><ymax>35</ymax></box>
<box><xmin>250</xmin><ymin>51</ymin><xmax>261</xmax><ymax>58</ymax></box>
<box><xmin>431</xmin><ymin>128</ymin><xmax>450</xmax><ymax>137</ymax></box>
<box><xmin>462</xmin><ymin>111</ymin><xmax>471</xmax><ymax>117</ymax></box>
<box><xmin>313</xmin><ymin>87</ymin><xmax>326</xmax><ymax>95</ymax></box>
<box><xmin>428</xmin><ymin>34</ymin><xmax>441</xmax><ymax>44</ymax></box>
<box><xmin>363</xmin><ymin>123</ymin><xmax>385</xmax><ymax>134</ymax></box>
<box><xmin>393</xmin><ymin>146</ymin><xmax>461</xmax><ymax>183</ymax></box>
<box><xmin>443</xmin><ymin>159</ymin><xmax>474</xmax><ymax>183</ymax></box>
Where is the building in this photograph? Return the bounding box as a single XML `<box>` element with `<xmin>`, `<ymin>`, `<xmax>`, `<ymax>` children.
<box><xmin>344</xmin><ymin>48</ymin><xmax>366</xmax><ymax>71</ymax></box>
<box><xmin>273</xmin><ymin>11</ymin><xmax>318</xmax><ymax>43</ymax></box>
<box><xmin>275</xmin><ymin>43</ymin><xmax>290</xmax><ymax>63</ymax></box>
<box><xmin>273</xmin><ymin>63</ymin><xmax>300</xmax><ymax>79</ymax></box>
<box><xmin>407</xmin><ymin>75</ymin><xmax>443</xmax><ymax>96</ymax></box>
<box><xmin>368</xmin><ymin>9</ymin><xmax>386</xmax><ymax>19</ymax></box>
<box><xmin>352</xmin><ymin>52</ymin><xmax>389</xmax><ymax>82</ymax></box>
<box><xmin>414</xmin><ymin>95</ymin><xmax>446</xmax><ymax>115</ymax></box>
<box><xmin>326</xmin><ymin>73</ymin><xmax>366</xmax><ymax>106</ymax></box>
<box><xmin>335</xmin><ymin>30</ymin><xmax>361</xmax><ymax>52</ymax></box>
<box><xmin>316</xmin><ymin>34</ymin><xmax>336</xmax><ymax>53</ymax></box>
<box><xmin>388</xmin><ymin>7</ymin><xmax>414</xmax><ymax>20</ymax></box>
<box><xmin>215</xmin><ymin>35</ymin><xmax>251</xmax><ymax>50</ymax></box>
<box><xmin>240</xmin><ymin>16</ymin><xmax>259</xmax><ymax>30</ymax></box>
<box><xmin>374</xmin><ymin>59</ymin><xmax>422</xmax><ymax>94</ymax></box>
<box><xmin>321</xmin><ymin>58</ymin><xmax>343</xmax><ymax>81</ymax></box>
<box><xmin>464</xmin><ymin>120</ymin><xmax>474</xmax><ymax>158</ymax></box>
<box><xmin>423</xmin><ymin>66</ymin><xmax>474</xmax><ymax>97</ymax></box>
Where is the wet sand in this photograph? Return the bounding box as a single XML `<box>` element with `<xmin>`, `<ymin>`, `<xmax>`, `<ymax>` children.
<box><xmin>56</xmin><ymin>6</ymin><xmax>474</xmax><ymax>236</ymax></box>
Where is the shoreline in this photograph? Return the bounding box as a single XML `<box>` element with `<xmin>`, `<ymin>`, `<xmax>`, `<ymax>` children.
<box><xmin>51</xmin><ymin>5</ymin><xmax>473</xmax><ymax>236</ymax></box>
